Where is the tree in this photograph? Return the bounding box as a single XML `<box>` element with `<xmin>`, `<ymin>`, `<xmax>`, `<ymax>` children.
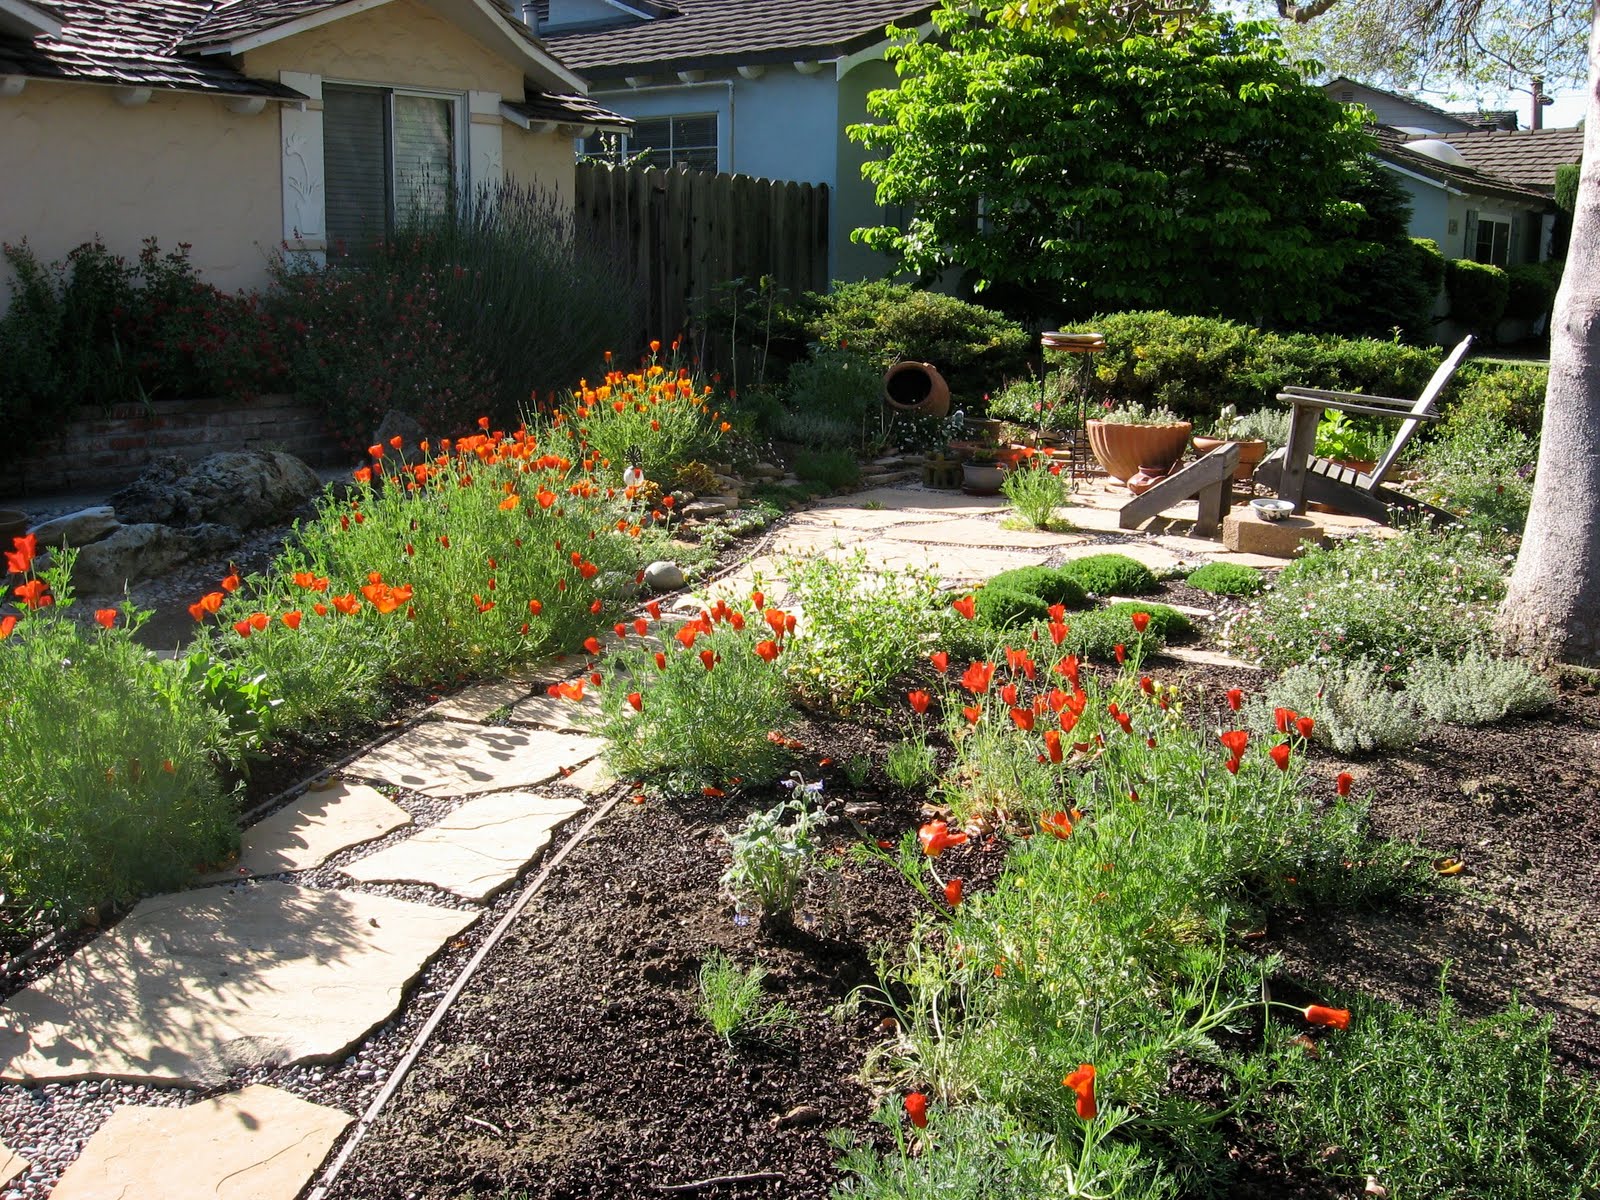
<box><xmin>997</xmin><ymin>0</ymin><xmax>1600</xmax><ymax>665</ymax></box>
<box><xmin>849</xmin><ymin>7</ymin><xmax>1377</xmax><ymax>324</ymax></box>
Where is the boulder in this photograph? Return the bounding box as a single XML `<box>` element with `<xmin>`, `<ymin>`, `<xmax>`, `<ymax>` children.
<box><xmin>680</xmin><ymin>498</ymin><xmax>728</xmax><ymax>519</ymax></box>
<box><xmin>28</xmin><ymin>506</ymin><xmax>120</xmax><ymax>549</ymax></box>
<box><xmin>373</xmin><ymin>411</ymin><xmax>426</xmax><ymax>460</ymax></box>
<box><xmin>72</xmin><ymin>524</ymin><xmax>203</xmax><ymax>594</ymax></box>
<box><xmin>643</xmin><ymin>561</ymin><xmax>685</xmax><ymax>592</ymax></box>
<box><xmin>108</xmin><ymin>451</ymin><xmax>321</xmax><ymax>531</ymax></box>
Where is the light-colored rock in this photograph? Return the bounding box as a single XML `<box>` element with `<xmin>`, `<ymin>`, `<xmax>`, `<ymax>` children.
<box><xmin>750</xmin><ymin>462</ymin><xmax>785</xmax><ymax>479</ymax></box>
<box><xmin>200</xmin><ymin>780</ymin><xmax>410</xmax><ymax>881</ymax></box>
<box><xmin>431</xmin><ymin>679</ymin><xmax>533</xmax><ymax>723</ymax></box>
<box><xmin>346</xmin><ymin>720</ymin><xmax>602</xmax><ymax>797</ymax></box>
<box><xmin>107</xmin><ymin>450</ymin><xmax>320</xmax><ymax>531</ymax></box>
<box><xmin>342</xmin><ymin>791</ymin><xmax>585</xmax><ymax>900</ymax></box>
<box><xmin>680</xmin><ymin>498</ymin><xmax>728</xmax><ymax>519</ymax></box>
<box><xmin>0</xmin><ymin>1141</ymin><xmax>26</xmax><ymax>1187</ymax></box>
<box><xmin>643</xmin><ymin>560</ymin><xmax>686</xmax><ymax>592</ymax></box>
<box><xmin>71</xmin><ymin>523</ymin><xmax>203</xmax><ymax>593</ymax></box>
<box><xmin>27</xmin><ymin>506</ymin><xmax>119</xmax><ymax>548</ymax></box>
<box><xmin>0</xmin><ymin>884</ymin><xmax>474</xmax><ymax>1086</ymax></box>
<box><xmin>373</xmin><ymin>410</ymin><xmax>426</xmax><ymax>460</ymax></box>
<box><xmin>50</xmin><ymin>1085</ymin><xmax>350</xmax><ymax>1200</ymax></box>
<box><xmin>1221</xmin><ymin>511</ymin><xmax>1328</xmax><ymax>558</ymax></box>
<box><xmin>1159</xmin><ymin>644</ymin><xmax>1265</xmax><ymax>671</ymax></box>
<box><xmin>1107</xmin><ymin>594</ymin><xmax>1215</xmax><ymax>619</ymax></box>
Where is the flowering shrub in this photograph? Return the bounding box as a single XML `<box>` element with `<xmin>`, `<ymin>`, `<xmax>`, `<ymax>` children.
<box><xmin>584</xmin><ymin>595</ymin><xmax>795</xmax><ymax>794</ymax></box>
<box><xmin>1224</xmin><ymin>528</ymin><xmax>1510</xmax><ymax>677</ymax></box>
<box><xmin>0</xmin><ymin>538</ymin><xmax>236</xmax><ymax>932</ymax></box>
<box><xmin>555</xmin><ymin>342</ymin><xmax>727</xmax><ymax>489</ymax></box>
<box><xmin>1249</xmin><ymin>661</ymin><xmax>1427</xmax><ymax>754</ymax></box>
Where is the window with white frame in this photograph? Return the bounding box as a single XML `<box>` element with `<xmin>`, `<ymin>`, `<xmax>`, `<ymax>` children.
<box><xmin>581</xmin><ymin>114</ymin><xmax>718</xmax><ymax>172</ymax></box>
<box><xmin>1472</xmin><ymin>214</ymin><xmax>1512</xmax><ymax>268</ymax></box>
<box><xmin>323</xmin><ymin>84</ymin><xmax>461</xmax><ymax>257</ymax></box>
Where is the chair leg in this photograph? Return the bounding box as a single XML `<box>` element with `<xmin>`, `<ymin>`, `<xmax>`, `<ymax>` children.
<box><xmin>1278</xmin><ymin>406</ymin><xmax>1319</xmax><ymax>513</ymax></box>
<box><xmin>1194</xmin><ymin>479</ymin><xmax>1227</xmax><ymax>538</ymax></box>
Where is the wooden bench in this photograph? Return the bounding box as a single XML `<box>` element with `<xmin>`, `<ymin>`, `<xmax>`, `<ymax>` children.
<box><xmin>1253</xmin><ymin>335</ymin><xmax>1473</xmax><ymax>526</ymax></box>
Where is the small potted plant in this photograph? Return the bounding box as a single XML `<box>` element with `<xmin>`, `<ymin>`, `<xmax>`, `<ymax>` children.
<box><xmin>1315</xmin><ymin>410</ymin><xmax>1387</xmax><ymax>473</ymax></box>
<box><xmin>1086</xmin><ymin>401</ymin><xmax>1191</xmax><ymax>485</ymax></box>
<box><xmin>1192</xmin><ymin>404</ymin><xmax>1271</xmax><ymax>482</ymax></box>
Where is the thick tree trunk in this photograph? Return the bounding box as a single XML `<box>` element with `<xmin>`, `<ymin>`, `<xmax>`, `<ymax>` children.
<box><xmin>1497</xmin><ymin>12</ymin><xmax>1600</xmax><ymax>666</ymax></box>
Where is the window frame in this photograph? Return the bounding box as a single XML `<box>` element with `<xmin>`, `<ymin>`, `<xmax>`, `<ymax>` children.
<box><xmin>579</xmin><ymin>111</ymin><xmax>720</xmax><ymax>173</ymax></box>
<box><xmin>1472</xmin><ymin>213</ymin><xmax>1513</xmax><ymax>268</ymax></box>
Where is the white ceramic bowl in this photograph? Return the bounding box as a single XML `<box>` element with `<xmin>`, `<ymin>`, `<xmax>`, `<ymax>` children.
<box><xmin>1250</xmin><ymin>498</ymin><xmax>1296</xmax><ymax>522</ymax></box>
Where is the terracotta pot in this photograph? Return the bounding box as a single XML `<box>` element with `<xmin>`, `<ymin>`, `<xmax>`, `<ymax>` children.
<box><xmin>1125</xmin><ymin>464</ymin><xmax>1168</xmax><ymax>495</ymax></box>
<box><xmin>995</xmin><ymin>444</ymin><xmax>1036</xmax><ymax>469</ymax></box>
<box><xmin>0</xmin><ymin>510</ymin><xmax>28</xmax><ymax>547</ymax></box>
<box><xmin>883</xmin><ymin>361</ymin><xmax>951</xmax><ymax>420</ymax></box>
<box><xmin>1193</xmin><ymin>436</ymin><xmax>1270</xmax><ymax>483</ymax></box>
<box><xmin>961</xmin><ymin>461</ymin><xmax>1007</xmax><ymax>495</ymax></box>
<box><xmin>1086</xmin><ymin>419</ymin><xmax>1192</xmax><ymax>483</ymax></box>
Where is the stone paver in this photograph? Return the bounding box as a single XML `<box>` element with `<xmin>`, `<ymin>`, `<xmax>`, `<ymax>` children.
<box><xmin>49</xmin><ymin>1085</ymin><xmax>350</xmax><ymax>1200</ymax></box>
<box><xmin>781</xmin><ymin>506</ymin><xmax>960</xmax><ymax>533</ymax></box>
<box><xmin>0</xmin><ymin>883</ymin><xmax>475</xmax><ymax>1086</ymax></box>
<box><xmin>346</xmin><ymin>720</ymin><xmax>602</xmax><ymax>797</ymax></box>
<box><xmin>562</xmin><ymin>756</ymin><xmax>618</xmax><ymax>795</ymax></box>
<box><xmin>882</xmin><ymin>517</ymin><xmax>1086</xmax><ymax>549</ymax></box>
<box><xmin>508</xmin><ymin>688</ymin><xmax>602</xmax><ymax>732</ymax></box>
<box><xmin>1160</xmin><ymin>644</ymin><xmax>1265</xmax><ymax>671</ymax></box>
<box><xmin>827</xmin><ymin>540</ymin><xmax>1048</xmax><ymax>582</ymax></box>
<box><xmin>0</xmin><ymin>1141</ymin><xmax>26</xmax><ymax>1187</ymax></box>
<box><xmin>431</xmin><ymin>679</ymin><xmax>534</xmax><ymax>722</ymax></box>
<box><xmin>201</xmin><ymin>781</ymin><xmax>411</xmax><ymax>882</ymax></box>
<box><xmin>813</xmin><ymin>486</ymin><xmax>1008</xmax><ymax>516</ymax></box>
<box><xmin>342</xmin><ymin>791</ymin><xmax>585</xmax><ymax>901</ymax></box>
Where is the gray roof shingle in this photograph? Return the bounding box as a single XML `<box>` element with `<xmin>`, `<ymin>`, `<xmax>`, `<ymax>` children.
<box><xmin>505</xmin><ymin>89</ymin><xmax>631</xmax><ymax>127</ymax></box>
<box><xmin>1408</xmin><ymin>127</ymin><xmax>1584</xmax><ymax>193</ymax></box>
<box><xmin>541</xmin><ymin>0</ymin><xmax>935</xmax><ymax>76</ymax></box>
<box><xmin>1373</xmin><ymin>126</ymin><xmax>1554</xmax><ymax>205</ymax></box>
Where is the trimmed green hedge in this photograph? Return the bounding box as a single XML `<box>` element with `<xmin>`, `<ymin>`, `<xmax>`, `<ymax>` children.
<box><xmin>1445</xmin><ymin>259</ymin><xmax>1510</xmax><ymax>335</ymax></box>
<box><xmin>1057</xmin><ymin>553</ymin><xmax>1160</xmax><ymax>597</ymax></box>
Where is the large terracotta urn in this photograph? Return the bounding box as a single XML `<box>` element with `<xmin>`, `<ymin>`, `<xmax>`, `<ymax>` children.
<box><xmin>1086</xmin><ymin>419</ymin><xmax>1192</xmax><ymax>483</ymax></box>
<box><xmin>882</xmin><ymin>361</ymin><xmax>951</xmax><ymax>419</ymax></box>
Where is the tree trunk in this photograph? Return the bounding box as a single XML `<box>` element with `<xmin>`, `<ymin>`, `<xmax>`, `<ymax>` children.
<box><xmin>1497</xmin><ymin>11</ymin><xmax>1600</xmax><ymax>666</ymax></box>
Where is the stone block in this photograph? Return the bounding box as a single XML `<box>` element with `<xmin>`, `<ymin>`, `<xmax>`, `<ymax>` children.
<box><xmin>1221</xmin><ymin>511</ymin><xmax>1327</xmax><ymax>558</ymax></box>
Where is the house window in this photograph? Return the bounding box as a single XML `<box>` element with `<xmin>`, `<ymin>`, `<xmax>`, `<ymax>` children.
<box><xmin>581</xmin><ymin>114</ymin><xmax>719</xmax><ymax>172</ymax></box>
<box><xmin>1473</xmin><ymin>215</ymin><xmax>1512</xmax><ymax>268</ymax></box>
<box><xmin>323</xmin><ymin>84</ymin><xmax>460</xmax><ymax>257</ymax></box>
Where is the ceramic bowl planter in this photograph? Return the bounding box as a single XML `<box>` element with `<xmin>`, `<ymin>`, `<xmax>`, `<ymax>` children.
<box><xmin>1086</xmin><ymin>419</ymin><xmax>1192</xmax><ymax>484</ymax></box>
<box><xmin>962</xmin><ymin>460</ymin><xmax>1007</xmax><ymax>495</ymax></box>
<box><xmin>1192</xmin><ymin>435</ymin><xmax>1269</xmax><ymax>483</ymax></box>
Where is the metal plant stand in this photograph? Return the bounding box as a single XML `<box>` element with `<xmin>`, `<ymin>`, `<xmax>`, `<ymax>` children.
<box><xmin>1040</xmin><ymin>331</ymin><xmax>1106</xmax><ymax>487</ymax></box>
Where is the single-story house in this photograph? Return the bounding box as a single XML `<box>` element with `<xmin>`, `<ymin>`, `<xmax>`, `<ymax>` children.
<box><xmin>535</xmin><ymin>0</ymin><xmax>937</xmax><ymax>281</ymax></box>
<box><xmin>0</xmin><ymin>0</ymin><xmax>630</xmax><ymax>294</ymax></box>
<box><xmin>1325</xmin><ymin>77</ymin><xmax>1579</xmax><ymax>268</ymax></box>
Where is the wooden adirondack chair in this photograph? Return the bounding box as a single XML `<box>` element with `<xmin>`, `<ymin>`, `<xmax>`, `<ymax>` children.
<box><xmin>1253</xmin><ymin>335</ymin><xmax>1473</xmax><ymax>526</ymax></box>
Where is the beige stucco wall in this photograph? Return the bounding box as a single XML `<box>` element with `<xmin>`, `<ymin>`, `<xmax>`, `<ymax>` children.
<box><xmin>502</xmin><ymin>124</ymin><xmax>575</xmax><ymax>205</ymax></box>
<box><xmin>0</xmin><ymin>80</ymin><xmax>282</xmax><ymax>295</ymax></box>
<box><xmin>241</xmin><ymin>0</ymin><xmax>524</xmax><ymax>97</ymax></box>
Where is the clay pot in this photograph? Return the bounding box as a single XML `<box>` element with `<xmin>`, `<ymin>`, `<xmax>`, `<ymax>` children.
<box><xmin>1086</xmin><ymin>420</ymin><xmax>1192</xmax><ymax>483</ymax></box>
<box><xmin>883</xmin><ymin>361</ymin><xmax>951</xmax><ymax>419</ymax></box>
<box><xmin>1192</xmin><ymin>436</ymin><xmax>1270</xmax><ymax>483</ymax></box>
<box><xmin>0</xmin><ymin>510</ymin><xmax>29</xmax><ymax>547</ymax></box>
<box><xmin>961</xmin><ymin>461</ymin><xmax>1007</xmax><ymax>495</ymax></box>
<box><xmin>1125</xmin><ymin>465</ymin><xmax>1168</xmax><ymax>495</ymax></box>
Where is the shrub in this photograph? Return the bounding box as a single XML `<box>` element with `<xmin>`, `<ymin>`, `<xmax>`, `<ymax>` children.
<box><xmin>1407</xmin><ymin>648</ymin><xmax>1554</xmax><ymax>725</ymax></box>
<box><xmin>0</xmin><ymin>548</ymin><xmax>236</xmax><ymax>932</ymax></box>
<box><xmin>1225</xmin><ymin>527</ymin><xmax>1510</xmax><ymax>677</ymax></box>
<box><xmin>986</xmin><ymin>370</ymin><xmax>1082</xmax><ymax>433</ymax></box>
<box><xmin>697</xmin><ymin>953</ymin><xmax>799</xmax><ymax>1046</ymax></box>
<box><xmin>794</xmin><ymin>448</ymin><xmax>862</xmax><ymax>491</ymax></box>
<box><xmin>1319</xmin><ymin>158</ymin><xmax>1445</xmax><ymax>339</ymax></box>
<box><xmin>1443</xmin><ymin>361</ymin><xmax>1546</xmax><ymax>439</ymax></box>
<box><xmin>974</xmin><ymin>583</ymin><xmax>1052</xmax><ymax>629</ymax></box>
<box><xmin>589</xmin><ymin>602</ymin><xmax>795</xmax><ymax>794</ymax></box>
<box><xmin>1505</xmin><ymin>260</ymin><xmax>1560</xmax><ymax>321</ymax></box>
<box><xmin>771</xmin><ymin>346</ymin><xmax>884</xmax><ymax>450</ymax></box>
<box><xmin>1185</xmin><ymin>562</ymin><xmax>1263</xmax><ymax>596</ymax></box>
<box><xmin>802</xmin><ymin>281</ymin><xmax>1032</xmax><ymax>406</ymax></box>
<box><xmin>980</xmin><ymin>566</ymin><xmax>1089</xmax><ymax>613</ymax></box>
<box><xmin>1414</xmin><ymin>412</ymin><xmax>1537</xmax><ymax>533</ymax></box>
<box><xmin>1057</xmin><ymin>554</ymin><xmax>1158</xmax><ymax>597</ymax></box>
<box><xmin>1445</xmin><ymin>258</ymin><xmax>1510</xmax><ymax>336</ymax></box>
<box><xmin>1063</xmin><ymin>601</ymin><xmax>1191</xmax><ymax>660</ymax></box>
<box><xmin>1000</xmin><ymin>458</ymin><xmax>1070</xmax><ymax>529</ymax></box>
<box><xmin>1252</xmin><ymin>661</ymin><xmax>1427</xmax><ymax>754</ymax></box>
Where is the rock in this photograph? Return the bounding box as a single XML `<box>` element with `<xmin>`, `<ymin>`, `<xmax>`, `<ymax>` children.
<box><xmin>1220</xmin><ymin>511</ymin><xmax>1328</xmax><ymax>558</ymax></box>
<box><xmin>644</xmin><ymin>561</ymin><xmax>686</xmax><ymax>592</ymax></box>
<box><xmin>108</xmin><ymin>450</ymin><xmax>320</xmax><ymax>531</ymax></box>
<box><xmin>750</xmin><ymin>462</ymin><xmax>785</xmax><ymax>480</ymax></box>
<box><xmin>681</xmin><ymin>499</ymin><xmax>728</xmax><ymax>519</ymax></box>
<box><xmin>373</xmin><ymin>410</ymin><xmax>426</xmax><ymax>459</ymax></box>
<box><xmin>776</xmin><ymin>1104</ymin><xmax>825</xmax><ymax>1129</ymax></box>
<box><xmin>28</xmin><ymin>506</ymin><xmax>120</xmax><ymax>548</ymax></box>
<box><xmin>72</xmin><ymin>524</ymin><xmax>199</xmax><ymax>593</ymax></box>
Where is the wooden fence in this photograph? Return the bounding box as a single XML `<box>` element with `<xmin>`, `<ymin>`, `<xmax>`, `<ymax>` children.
<box><xmin>574</xmin><ymin>162</ymin><xmax>830</xmax><ymax>346</ymax></box>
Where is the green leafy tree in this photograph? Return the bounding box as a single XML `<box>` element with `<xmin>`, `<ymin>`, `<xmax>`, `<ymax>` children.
<box><xmin>850</xmin><ymin>5</ymin><xmax>1376</xmax><ymax>324</ymax></box>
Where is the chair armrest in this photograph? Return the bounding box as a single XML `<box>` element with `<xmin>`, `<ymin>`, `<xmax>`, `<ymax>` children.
<box><xmin>1278</xmin><ymin>386</ymin><xmax>1414</xmax><ymax>409</ymax></box>
<box><xmin>1275</xmin><ymin>392</ymin><xmax>1442</xmax><ymax>421</ymax></box>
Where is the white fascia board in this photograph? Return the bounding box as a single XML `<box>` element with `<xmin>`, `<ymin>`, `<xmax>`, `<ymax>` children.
<box><xmin>1378</xmin><ymin>158</ymin><xmax>1463</xmax><ymax>197</ymax></box>
<box><xmin>836</xmin><ymin>20</ymin><xmax>933</xmax><ymax>79</ymax></box>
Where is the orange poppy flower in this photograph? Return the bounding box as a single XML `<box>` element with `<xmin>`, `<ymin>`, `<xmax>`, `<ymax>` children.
<box><xmin>4</xmin><ymin>533</ymin><xmax>37</xmax><ymax>574</ymax></box>
<box><xmin>951</xmin><ymin>595</ymin><xmax>976</xmax><ymax>620</ymax></box>
<box><xmin>1219</xmin><ymin>730</ymin><xmax>1249</xmax><ymax>759</ymax></box>
<box><xmin>754</xmin><ymin>639</ymin><xmax>780</xmax><ymax>662</ymax></box>
<box><xmin>1063</xmin><ymin>1064</ymin><xmax>1097</xmax><ymax>1119</ymax></box>
<box><xmin>1043</xmin><ymin>730</ymin><xmax>1064</xmax><ymax>764</ymax></box>
<box><xmin>332</xmin><ymin>593</ymin><xmax>361</xmax><ymax>615</ymax></box>
<box><xmin>930</xmin><ymin>650</ymin><xmax>949</xmax><ymax>673</ymax></box>
<box><xmin>944</xmin><ymin>878</ymin><xmax>963</xmax><ymax>907</ymax></box>
<box><xmin>918</xmin><ymin>820</ymin><xmax>968</xmax><ymax>857</ymax></box>
<box><xmin>94</xmin><ymin>608</ymin><xmax>117</xmax><ymax>629</ymax></box>
<box><xmin>908</xmin><ymin>690</ymin><xmax>931</xmax><ymax>714</ymax></box>
<box><xmin>1270</xmin><ymin>743</ymin><xmax>1292</xmax><ymax>771</ymax></box>
<box><xmin>14</xmin><ymin>579</ymin><xmax>51</xmax><ymax>609</ymax></box>
<box><xmin>1041</xmin><ymin>810</ymin><xmax>1073</xmax><ymax>839</ymax></box>
<box><xmin>0</xmin><ymin>615</ymin><xmax>16</xmax><ymax>639</ymax></box>
<box><xmin>282</xmin><ymin>611</ymin><xmax>303</xmax><ymax>630</ymax></box>
<box><xmin>221</xmin><ymin>573</ymin><xmax>241</xmax><ymax>593</ymax></box>
<box><xmin>1303</xmin><ymin>1004</ymin><xmax>1350</xmax><ymax>1030</ymax></box>
<box><xmin>1131</xmin><ymin>611</ymin><xmax>1150</xmax><ymax>633</ymax></box>
<box><xmin>903</xmin><ymin>1093</ymin><xmax>928</xmax><ymax>1129</ymax></box>
<box><xmin>627</xmin><ymin>691</ymin><xmax>642</xmax><ymax>712</ymax></box>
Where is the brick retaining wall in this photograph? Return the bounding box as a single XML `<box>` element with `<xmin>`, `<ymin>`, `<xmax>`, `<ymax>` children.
<box><xmin>2</xmin><ymin>394</ymin><xmax>348</xmax><ymax>497</ymax></box>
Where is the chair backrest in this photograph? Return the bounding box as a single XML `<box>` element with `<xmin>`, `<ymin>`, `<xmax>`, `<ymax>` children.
<box><xmin>1366</xmin><ymin>334</ymin><xmax>1474</xmax><ymax>489</ymax></box>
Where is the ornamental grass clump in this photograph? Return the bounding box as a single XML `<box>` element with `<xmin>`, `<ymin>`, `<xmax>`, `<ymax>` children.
<box><xmin>1000</xmin><ymin>457</ymin><xmax>1072</xmax><ymax>529</ymax></box>
<box><xmin>213</xmin><ymin>420</ymin><xmax>657</xmax><ymax>730</ymax></box>
<box><xmin>583</xmin><ymin>593</ymin><xmax>796</xmax><ymax>794</ymax></box>
<box><xmin>697</xmin><ymin>952</ymin><xmax>800</xmax><ymax>1046</ymax></box>
<box><xmin>0</xmin><ymin>538</ymin><xmax>237</xmax><ymax>933</ymax></box>
<box><xmin>1225</xmin><ymin>526</ymin><xmax>1510</xmax><ymax>677</ymax></box>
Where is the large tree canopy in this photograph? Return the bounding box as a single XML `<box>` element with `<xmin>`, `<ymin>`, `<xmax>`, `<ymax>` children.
<box><xmin>849</xmin><ymin>7</ymin><xmax>1377</xmax><ymax>323</ymax></box>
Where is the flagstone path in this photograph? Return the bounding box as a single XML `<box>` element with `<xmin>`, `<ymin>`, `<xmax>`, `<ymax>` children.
<box><xmin>0</xmin><ymin>476</ymin><xmax>1355</xmax><ymax>1199</ymax></box>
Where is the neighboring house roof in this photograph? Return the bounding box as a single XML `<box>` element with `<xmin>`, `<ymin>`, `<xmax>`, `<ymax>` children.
<box><xmin>0</xmin><ymin>0</ymin><xmax>607</xmax><ymax>104</ymax></box>
<box><xmin>1409</xmin><ymin>127</ymin><xmax>1584</xmax><ymax>193</ymax></box>
<box><xmin>1372</xmin><ymin>126</ymin><xmax>1554</xmax><ymax>206</ymax></box>
<box><xmin>541</xmin><ymin>0</ymin><xmax>936</xmax><ymax>76</ymax></box>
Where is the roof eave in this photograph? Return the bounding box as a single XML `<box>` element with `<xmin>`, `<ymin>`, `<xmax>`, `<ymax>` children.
<box><xmin>0</xmin><ymin>0</ymin><xmax>63</xmax><ymax>39</ymax></box>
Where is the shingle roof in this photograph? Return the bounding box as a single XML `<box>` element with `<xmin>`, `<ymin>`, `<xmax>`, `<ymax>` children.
<box><xmin>505</xmin><ymin>88</ymin><xmax>631</xmax><ymax>128</ymax></box>
<box><xmin>541</xmin><ymin>0</ymin><xmax>935</xmax><ymax>76</ymax></box>
<box><xmin>1409</xmin><ymin>127</ymin><xmax>1584</xmax><ymax>193</ymax></box>
<box><xmin>1373</xmin><ymin>127</ymin><xmax>1554</xmax><ymax>205</ymax></box>
<box><xmin>0</xmin><ymin>0</ymin><xmax>305</xmax><ymax>96</ymax></box>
